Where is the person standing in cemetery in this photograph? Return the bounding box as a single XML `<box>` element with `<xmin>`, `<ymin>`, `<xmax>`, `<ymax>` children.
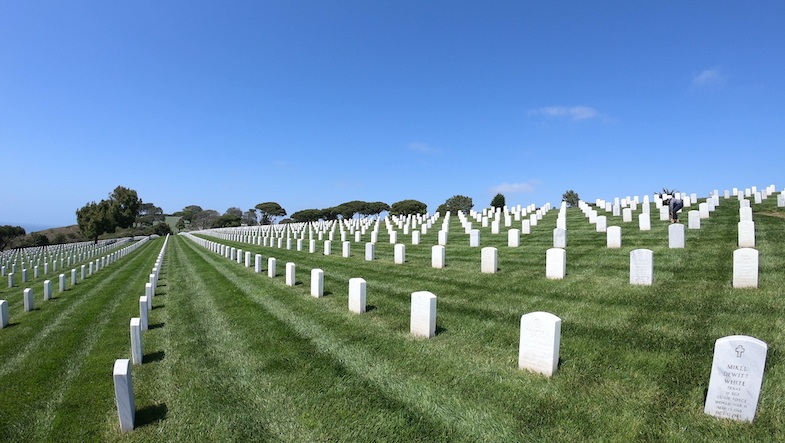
<box><xmin>663</xmin><ymin>195</ymin><xmax>684</xmax><ymax>223</ymax></box>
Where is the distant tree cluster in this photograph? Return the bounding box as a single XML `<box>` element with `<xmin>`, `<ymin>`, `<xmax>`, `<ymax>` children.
<box><xmin>436</xmin><ymin>195</ymin><xmax>474</xmax><ymax>215</ymax></box>
<box><xmin>0</xmin><ymin>225</ymin><xmax>26</xmax><ymax>251</ymax></box>
<box><xmin>76</xmin><ymin>186</ymin><xmax>142</xmax><ymax>243</ymax></box>
<box><xmin>291</xmin><ymin>201</ymin><xmax>392</xmax><ymax>222</ymax></box>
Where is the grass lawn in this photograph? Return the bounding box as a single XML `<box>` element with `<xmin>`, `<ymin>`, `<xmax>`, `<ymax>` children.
<box><xmin>1</xmin><ymin>194</ymin><xmax>784</xmax><ymax>442</ymax></box>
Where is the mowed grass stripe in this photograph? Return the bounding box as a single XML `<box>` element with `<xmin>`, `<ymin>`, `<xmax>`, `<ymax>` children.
<box><xmin>0</xmin><ymin>238</ymin><xmax>160</xmax><ymax>441</ymax></box>
<box><xmin>181</xmin><ymin>235</ymin><xmax>541</xmax><ymax>441</ymax></box>
<box><xmin>160</xmin><ymin>235</ymin><xmax>458</xmax><ymax>442</ymax></box>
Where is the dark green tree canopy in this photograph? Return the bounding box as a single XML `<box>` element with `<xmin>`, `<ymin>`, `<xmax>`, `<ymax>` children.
<box><xmin>212</xmin><ymin>213</ymin><xmax>241</xmax><ymax>228</ymax></box>
<box><xmin>362</xmin><ymin>201</ymin><xmax>390</xmax><ymax>216</ymax></box>
<box><xmin>440</xmin><ymin>195</ymin><xmax>473</xmax><ymax>215</ymax></box>
<box><xmin>255</xmin><ymin>202</ymin><xmax>287</xmax><ymax>225</ymax></box>
<box><xmin>242</xmin><ymin>209</ymin><xmax>258</xmax><ymax>226</ymax></box>
<box><xmin>490</xmin><ymin>193</ymin><xmax>505</xmax><ymax>209</ymax></box>
<box><xmin>0</xmin><ymin>225</ymin><xmax>26</xmax><ymax>251</ymax></box>
<box><xmin>291</xmin><ymin>209</ymin><xmax>322</xmax><ymax>223</ymax></box>
<box><xmin>109</xmin><ymin>186</ymin><xmax>142</xmax><ymax>229</ymax></box>
<box><xmin>173</xmin><ymin>205</ymin><xmax>203</xmax><ymax>223</ymax></box>
<box><xmin>136</xmin><ymin>203</ymin><xmax>164</xmax><ymax>228</ymax></box>
<box><xmin>192</xmin><ymin>210</ymin><xmax>220</xmax><ymax>229</ymax></box>
<box><xmin>225</xmin><ymin>207</ymin><xmax>243</xmax><ymax>218</ymax></box>
<box><xmin>390</xmin><ymin>199</ymin><xmax>427</xmax><ymax>216</ymax></box>
<box><xmin>562</xmin><ymin>190</ymin><xmax>580</xmax><ymax>207</ymax></box>
<box><xmin>76</xmin><ymin>200</ymin><xmax>115</xmax><ymax>243</ymax></box>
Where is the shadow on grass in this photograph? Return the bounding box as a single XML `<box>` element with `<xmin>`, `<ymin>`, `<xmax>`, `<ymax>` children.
<box><xmin>144</xmin><ymin>350</ymin><xmax>165</xmax><ymax>364</ymax></box>
<box><xmin>149</xmin><ymin>322</ymin><xmax>165</xmax><ymax>330</ymax></box>
<box><xmin>152</xmin><ymin>304</ymin><xmax>165</xmax><ymax>310</ymax></box>
<box><xmin>135</xmin><ymin>402</ymin><xmax>168</xmax><ymax>428</ymax></box>
<box><xmin>366</xmin><ymin>305</ymin><xmax>378</xmax><ymax>312</ymax></box>
<box><xmin>435</xmin><ymin>324</ymin><xmax>448</xmax><ymax>335</ymax></box>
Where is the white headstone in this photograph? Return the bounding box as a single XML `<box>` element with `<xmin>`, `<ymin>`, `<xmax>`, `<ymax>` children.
<box><xmin>410</xmin><ymin>291</ymin><xmax>437</xmax><ymax>338</ymax></box>
<box><xmin>699</xmin><ymin>203</ymin><xmax>709</xmax><ymax>219</ymax></box>
<box><xmin>394</xmin><ymin>244</ymin><xmax>406</xmax><ymax>264</ymax></box>
<box><xmin>668</xmin><ymin>223</ymin><xmax>685</xmax><ymax>249</ymax></box>
<box><xmin>738</xmin><ymin>221</ymin><xmax>755</xmax><ymax>248</ymax></box>
<box><xmin>629</xmin><ymin>249</ymin><xmax>653</xmax><ymax>285</ymax></box>
<box><xmin>348</xmin><ymin>278</ymin><xmax>366</xmax><ymax>314</ymax></box>
<box><xmin>310</xmin><ymin>268</ymin><xmax>324</xmax><ymax>298</ymax></box>
<box><xmin>0</xmin><ymin>300</ymin><xmax>8</xmax><ymax>328</ymax></box>
<box><xmin>518</xmin><ymin>311</ymin><xmax>561</xmax><ymax>377</ymax></box>
<box><xmin>285</xmin><ymin>262</ymin><xmax>296</xmax><ymax>286</ymax></box>
<box><xmin>638</xmin><ymin>213</ymin><xmax>651</xmax><ymax>231</ymax></box>
<box><xmin>704</xmin><ymin>335</ymin><xmax>767</xmax><ymax>422</ymax></box>
<box><xmin>469</xmin><ymin>229</ymin><xmax>480</xmax><ymax>247</ymax></box>
<box><xmin>365</xmin><ymin>243</ymin><xmax>375</xmax><ymax>261</ymax></box>
<box><xmin>432</xmin><ymin>245</ymin><xmax>445</xmax><ymax>269</ymax></box>
<box><xmin>553</xmin><ymin>228</ymin><xmax>566</xmax><ymax>248</ymax></box>
<box><xmin>139</xmin><ymin>296</ymin><xmax>149</xmax><ymax>331</ymax></box>
<box><xmin>546</xmin><ymin>248</ymin><xmax>566</xmax><ymax>279</ymax></box>
<box><xmin>733</xmin><ymin>248</ymin><xmax>758</xmax><ymax>288</ymax></box>
<box><xmin>267</xmin><ymin>258</ymin><xmax>276</xmax><ymax>278</ymax></box>
<box><xmin>508</xmin><ymin>229</ymin><xmax>520</xmax><ymax>247</ymax></box>
<box><xmin>255</xmin><ymin>254</ymin><xmax>263</xmax><ymax>273</ymax></box>
<box><xmin>778</xmin><ymin>194</ymin><xmax>785</xmax><ymax>207</ymax></box>
<box><xmin>739</xmin><ymin>207</ymin><xmax>753</xmax><ymax>222</ymax></box>
<box><xmin>23</xmin><ymin>288</ymin><xmax>33</xmax><ymax>312</ymax></box>
<box><xmin>113</xmin><ymin>359</ymin><xmax>135</xmax><ymax>432</ymax></box>
<box><xmin>481</xmin><ymin>247</ymin><xmax>498</xmax><ymax>273</ymax></box>
<box><xmin>607</xmin><ymin>226</ymin><xmax>621</xmax><ymax>249</ymax></box>
<box><xmin>688</xmin><ymin>210</ymin><xmax>700</xmax><ymax>229</ymax></box>
<box><xmin>43</xmin><ymin>280</ymin><xmax>52</xmax><ymax>301</ymax></box>
<box><xmin>130</xmin><ymin>318</ymin><xmax>143</xmax><ymax>365</ymax></box>
<box><xmin>323</xmin><ymin>240</ymin><xmax>332</xmax><ymax>256</ymax></box>
<box><xmin>595</xmin><ymin>216</ymin><xmax>607</xmax><ymax>233</ymax></box>
<box><xmin>622</xmin><ymin>208</ymin><xmax>632</xmax><ymax>222</ymax></box>
<box><xmin>660</xmin><ymin>206</ymin><xmax>670</xmax><ymax>221</ymax></box>
<box><xmin>59</xmin><ymin>274</ymin><xmax>66</xmax><ymax>292</ymax></box>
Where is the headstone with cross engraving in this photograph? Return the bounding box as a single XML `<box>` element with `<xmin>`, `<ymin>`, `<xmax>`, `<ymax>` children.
<box><xmin>704</xmin><ymin>335</ymin><xmax>767</xmax><ymax>422</ymax></box>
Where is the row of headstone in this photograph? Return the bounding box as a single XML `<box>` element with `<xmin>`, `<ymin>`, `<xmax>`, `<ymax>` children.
<box><xmin>114</xmin><ymin>235</ymin><xmax>170</xmax><ymax>432</ymax></box>
<box><xmin>1</xmin><ymin>237</ymin><xmax>153</xmax><ymax>330</ymax></box>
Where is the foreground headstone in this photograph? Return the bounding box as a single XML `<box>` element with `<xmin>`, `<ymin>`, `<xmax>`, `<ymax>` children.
<box><xmin>59</xmin><ymin>274</ymin><xmax>66</xmax><ymax>292</ymax></box>
<box><xmin>518</xmin><ymin>311</ymin><xmax>561</xmax><ymax>377</ymax></box>
<box><xmin>629</xmin><ymin>249</ymin><xmax>653</xmax><ymax>285</ymax></box>
<box><xmin>8</xmin><ymin>272</ymin><xmax>13</xmax><ymax>288</ymax></box>
<box><xmin>553</xmin><ymin>228</ymin><xmax>566</xmax><ymax>248</ymax></box>
<box><xmin>738</xmin><ymin>221</ymin><xmax>755</xmax><ymax>248</ymax></box>
<box><xmin>394</xmin><ymin>244</ymin><xmax>406</xmax><ymax>264</ymax></box>
<box><xmin>546</xmin><ymin>248</ymin><xmax>566</xmax><ymax>279</ymax></box>
<box><xmin>130</xmin><ymin>318</ymin><xmax>143</xmax><ymax>365</ymax></box>
<box><xmin>638</xmin><ymin>213</ymin><xmax>651</xmax><ymax>231</ymax></box>
<box><xmin>23</xmin><ymin>288</ymin><xmax>34</xmax><ymax>312</ymax></box>
<box><xmin>432</xmin><ymin>245</ymin><xmax>445</xmax><ymax>269</ymax></box>
<box><xmin>43</xmin><ymin>280</ymin><xmax>52</xmax><ymax>301</ymax></box>
<box><xmin>267</xmin><ymin>258</ymin><xmax>277</xmax><ymax>278</ymax></box>
<box><xmin>310</xmin><ymin>269</ymin><xmax>324</xmax><ymax>298</ymax></box>
<box><xmin>410</xmin><ymin>291</ymin><xmax>437</xmax><ymax>338</ymax></box>
<box><xmin>285</xmin><ymin>263</ymin><xmax>296</xmax><ymax>286</ymax></box>
<box><xmin>255</xmin><ymin>254</ymin><xmax>263</xmax><ymax>273</ymax></box>
<box><xmin>733</xmin><ymin>248</ymin><xmax>758</xmax><ymax>288</ymax></box>
<box><xmin>0</xmin><ymin>300</ymin><xmax>8</xmax><ymax>328</ymax></box>
<box><xmin>348</xmin><ymin>278</ymin><xmax>366</xmax><ymax>314</ymax></box>
<box><xmin>607</xmin><ymin>226</ymin><xmax>621</xmax><ymax>248</ymax></box>
<box><xmin>481</xmin><ymin>247</ymin><xmax>498</xmax><ymax>273</ymax></box>
<box><xmin>704</xmin><ymin>335</ymin><xmax>767</xmax><ymax>422</ymax></box>
<box><xmin>365</xmin><ymin>243</ymin><xmax>375</xmax><ymax>261</ymax></box>
<box><xmin>113</xmin><ymin>359</ymin><xmax>135</xmax><ymax>432</ymax></box>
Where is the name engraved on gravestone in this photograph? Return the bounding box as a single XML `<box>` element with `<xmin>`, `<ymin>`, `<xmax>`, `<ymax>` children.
<box><xmin>733</xmin><ymin>248</ymin><xmax>758</xmax><ymax>288</ymax></box>
<box><xmin>629</xmin><ymin>249</ymin><xmax>653</xmax><ymax>285</ymax></box>
<box><xmin>518</xmin><ymin>312</ymin><xmax>561</xmax><ymax>377</ymax></box>
<box><xmin>704</xmin><ymin>335</ymin><xmax>767</xmax><ymax>422</ymax></box>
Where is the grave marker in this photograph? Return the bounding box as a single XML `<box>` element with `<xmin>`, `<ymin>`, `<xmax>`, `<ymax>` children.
<box><xmin>139</xmin><ymin>296</ymin><xmax>149</xmax><ymax>331</ymax></box>
<box><xmin>733</xmin><ymin>248</ymin><xmax>758</xmax><ymax>288</ymax></box>
<box><xmin>629</xmin><ymin>249</ymin><xmax>653</xmax><ymax>285</ymax></box>
<box><xmin>394</xmin><ymin>244</ymin><xmax>406</xmax><ymax>264</ymax></box>
<box><xmin>738</xmin><ymin>221</ymin><xmax>755</xmax><ymax>248</ymax></box>
<box><xmin>432</xmin><ymin>245</ymin><xmax>445</xmax><ymax>269</ymax></box>
<box><xmin>0</xmin><ymin>300</ymin><xmax>8</xmax><ymax>328</ymax></box>
<box><xmin>688</xmin><ymin>210</ymin><xmax>700</xmax><ymax>229</ymax></box>
<box><xmin>349</xmin><ymin>278</ymin><xmax>366</xmax><ymax>314</ymax></box>
<box><xmin>607</xmin><ymin>226</ymin><xmax>621</xmax><ymax>248</ymax></box>
<box><xmin>43</xmin><ymin>280</ymin><xmax>52</xmax><ymax>301</ymax></box>
<box><xmin>546</xmin><ymin>248</ymin><xmax>566</xmax><ymax>279</ymax></box>
<box><xmin>518</xmin><ymin>311</ymin><xmax>561</xmax><ymax>377</ymax></box>
<box><xmin>410</xmin><ymin>291</ymin><xmax>437</xmax><ymax>338</ymax></box>
<box><xmin>285</xmin><ymin>262</ymin><xmax>296</xmax><ymax>286</ymax></box>
<box><xmin>23</xmin><ymin>288</ymin><xmax>33</xmax><ymax>312</ymax></box>
<box><xmin>130</xmin><ymin>318</ymin><xmax>143</xmax><ymax>365</ymax></box>
<box><xmin>310</xmin><ymin>269</ymin><xmax>324</xmax><ymax>298</ymax></box>
<box><xmin>704</xmin><ymin>335</ymin><xmax>767</xmax><ymax>422</ymax></box>
<box><xmin>668</xmin><ymin>223</ymin><xmax>685</xmax><ymax>248</ymax></box>
<box><xmin>481</xmin><ymin>247</ymin><xmax>498</xmax><ymax>273</ymax></box>
<box><xmin>113</xmin><ymin>359</ymin><xmax>135</xmax><ymax>432</ymax></box>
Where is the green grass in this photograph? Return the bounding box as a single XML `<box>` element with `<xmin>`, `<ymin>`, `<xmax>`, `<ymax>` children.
<box><xmin>1</xmin><ymin>195</ymin><xmax>785</xmax><ymax>442</ymax></box>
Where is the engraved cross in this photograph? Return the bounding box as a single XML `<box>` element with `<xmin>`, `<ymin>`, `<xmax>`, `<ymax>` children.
<box><xmin>735</xmin><ymin>345</ymin><xmax>745</xmax><ymax>358</ymax></box>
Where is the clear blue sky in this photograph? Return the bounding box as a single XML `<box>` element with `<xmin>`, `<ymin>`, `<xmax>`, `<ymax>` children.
<box><xmin>2</xmin><ymin>1</ymin><xmax>783</xmax><ymax>231</ymax></box>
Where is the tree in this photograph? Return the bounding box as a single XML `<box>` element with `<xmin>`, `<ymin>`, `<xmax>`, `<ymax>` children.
<box><xmin>291</xmin><ymin>209</ymin><xmax>322</xmax><ymax>223</ymax></box>
<box><xmin>0</xmin><ymin>225</ymin><xmax>26</xmax><ymax>251</ymax></box>
<box><xmin>152</xmin><ymin>222</ymin><xmax>172</xmax><ymax>236</ymax></box>
<box><xmin>490</xmin><ymin>193</ymin><xmax>505</xmax><ymax>209</ymax></box>
<box><xmin>242</xmin><ymin>209</ymin><xmax>258</xmax><ymax>226</ymax></box>
<box><xmin>255</xmin><ymin>202</ymin><xmax>287</xmax><ymax>225</ymax></box>
<box><xmin>225</xmin><ymin>207</ymin><xmax>243</xmax><ymax>218</ymax></box>
<box><xmin>362</xmin><ymin>201</ymin><xmax>390</xmax><ymax>216</ymax></box>
<box><xmin>562</xmin><ymin>190</ymin><xmax>580</xmax><ymax>207</ymax></box>
<box><xmin>174</xmin><ymin>205</ymin><xmax>203</xmax><ymax>224</ymax></box>
<box><xmin>334</xmin><ymin>201</ymin><xmax>366</xmax><ymax>219</ymax></box>
<box><xmin>212</xmin><ymin>214</ymin><xmax>241</xmax><ymax>228</ymax></box>
<box><xmin>109</xmin><ymin>186</ymin><xmax>142</xmax><ymax>229</ymax></box>
<box><xmin>136</xmin><ymin>203</ymin><xmax>164</xmax><ymax>228</ymax></box>
<box><xmin>389</xmin><ymin>199</ymin><xmax>427</xmax><ymax>216</ymax></box>
<box><xmin>191</xmin><ymin>210</ymin><xmax>220</xmax><ymax>229</ymax></box>
<box><xmin>440</xmin><ymin>195</ymin><xmax>473</xmax><ymax>215</ymax></box>
<box><xmin>76</xmin><ymin>200</ymin><xmax>115</xmax><ymax>243</ymax></box>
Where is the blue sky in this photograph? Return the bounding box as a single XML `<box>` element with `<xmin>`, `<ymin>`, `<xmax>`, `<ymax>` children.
<box><xmin>2</xmin><ymin>1</ymin><xmax>783</xmax><ymax>231</ymax></box>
